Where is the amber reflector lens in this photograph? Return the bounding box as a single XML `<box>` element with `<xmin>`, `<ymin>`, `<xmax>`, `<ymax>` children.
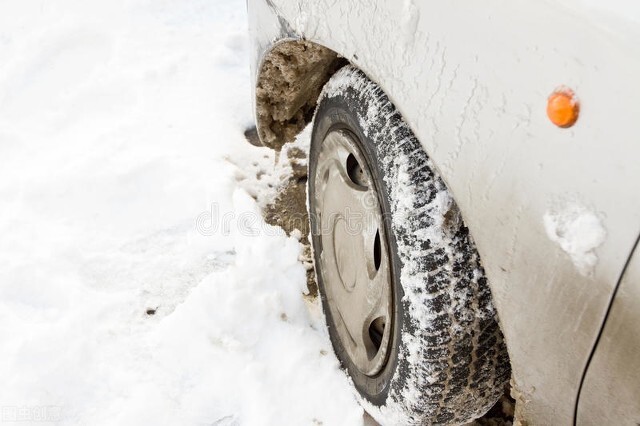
<box><xmin>547</xmin><ymin>88</ymin><xmax>579</xmax><ymax>128</ymax></box>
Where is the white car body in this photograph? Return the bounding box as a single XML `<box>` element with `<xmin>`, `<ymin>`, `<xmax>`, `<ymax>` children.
<box><xmin>248</xmin><ymin>0</ymin><xmax>640</xmax><ymax>423</ymax></box>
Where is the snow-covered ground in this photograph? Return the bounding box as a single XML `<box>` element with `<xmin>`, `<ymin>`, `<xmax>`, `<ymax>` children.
<box><xmin>0</xmin><ymin>0</ymin><xmax>365</xmax><ymax>424</ymax></box>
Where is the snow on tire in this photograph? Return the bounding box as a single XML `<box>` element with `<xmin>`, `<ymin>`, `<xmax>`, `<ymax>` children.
<box><xmin>308</xmin><ymin>65</ymin><xmax>510</xmax><ymax>425</ymax></box>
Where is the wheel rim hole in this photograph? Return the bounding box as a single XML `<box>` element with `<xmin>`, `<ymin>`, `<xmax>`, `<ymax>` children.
<box><xmin>346</xmin><ymin>153</ymin><xmax>367</xmax><ymax>188</ymax></box>
<box><xmin>368</xmin><ymin>316</ymin><xmax>386</xmax><ymax>352</ymax></box>
<box><xmin>373</xmin><ymin>229</ymin><xmax>382</xmax><ymax>271</ymax></box>
<box><xmin>322</xmin><ymin>167</ymin><xmax>330</xmax><ymax>184</ymax></box>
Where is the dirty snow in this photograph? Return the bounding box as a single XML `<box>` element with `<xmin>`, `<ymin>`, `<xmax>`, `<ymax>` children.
<box><xmin>543</xmin><ymin>202</ymin><xmax>607</xmax><ymax>277</ymax></box>
<box><xmin>0</xmin><ymin>0</ymin><xmax>364</xmax><ymax>425</ymax></box>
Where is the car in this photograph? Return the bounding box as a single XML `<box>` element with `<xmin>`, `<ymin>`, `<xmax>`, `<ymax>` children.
<box><xmin>247</xmin><ymin>1</ymin><xmax>640</xmax><ymax>424</ymax></box>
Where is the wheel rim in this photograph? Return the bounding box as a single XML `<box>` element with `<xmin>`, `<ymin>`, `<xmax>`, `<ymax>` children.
<box><xmin>313</xmin><ymin>129</ymin><xmax>393</xmax><ymax>377</ymax></box>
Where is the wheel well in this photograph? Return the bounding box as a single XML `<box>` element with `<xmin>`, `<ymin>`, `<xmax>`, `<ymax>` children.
<box><xmin>255</xmin><ymin>39</ymin><xmax>347</xmax><ymax>150</ymax></box>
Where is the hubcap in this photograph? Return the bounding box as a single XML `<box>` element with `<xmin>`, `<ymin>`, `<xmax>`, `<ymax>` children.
<box><xmin>313</xmin><ymin>130</ymin><xmax>393</xmax><ymax>376</ymax></box>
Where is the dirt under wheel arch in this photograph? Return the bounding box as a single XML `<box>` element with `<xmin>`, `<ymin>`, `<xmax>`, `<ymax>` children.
<box><xmin>255</xmin><ymin>40</ymin><xmax>346</xmax><ymax>150</ymax></box>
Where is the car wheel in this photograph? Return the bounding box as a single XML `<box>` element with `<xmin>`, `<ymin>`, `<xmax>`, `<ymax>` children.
<box><xmin>308</xmin><ymin>66</ymin><xmax>510</xmax><ymax>425</ymax></box>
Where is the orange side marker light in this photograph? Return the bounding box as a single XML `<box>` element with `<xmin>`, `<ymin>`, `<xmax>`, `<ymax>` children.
<box><xmin>547</xmin><ymin>87</ymin><xmax>579</xmax><ymax>128</ymax></box>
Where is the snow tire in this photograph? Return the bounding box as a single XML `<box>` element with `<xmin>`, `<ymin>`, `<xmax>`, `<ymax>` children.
<box><xmin>308</xmin><ymin>66</ymin><xmax>511</xmax><ymax>425</ymax></box>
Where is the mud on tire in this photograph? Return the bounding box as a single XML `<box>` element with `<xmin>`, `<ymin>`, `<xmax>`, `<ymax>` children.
<box><xmin>308</xmin><ymin>66</ymin><xmax>510</xmax><ymax>425</ymax></box>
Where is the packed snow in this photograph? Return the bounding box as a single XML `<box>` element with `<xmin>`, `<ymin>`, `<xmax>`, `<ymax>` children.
<box><xmin>543</xmin><ymin>201</ymin><xmax>606</xmax><ymax>277</ymax></box>
<box><xmin>0</xmin><ymin>0</ymin><xmax>365</xmax><ymax>424</ymax></box>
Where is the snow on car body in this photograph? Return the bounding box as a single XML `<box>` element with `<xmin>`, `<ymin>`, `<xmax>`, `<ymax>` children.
<box><xmin>247</xmin><ymin>0</ymin><xmax>640</xmax><ymax>424</ymax></box>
